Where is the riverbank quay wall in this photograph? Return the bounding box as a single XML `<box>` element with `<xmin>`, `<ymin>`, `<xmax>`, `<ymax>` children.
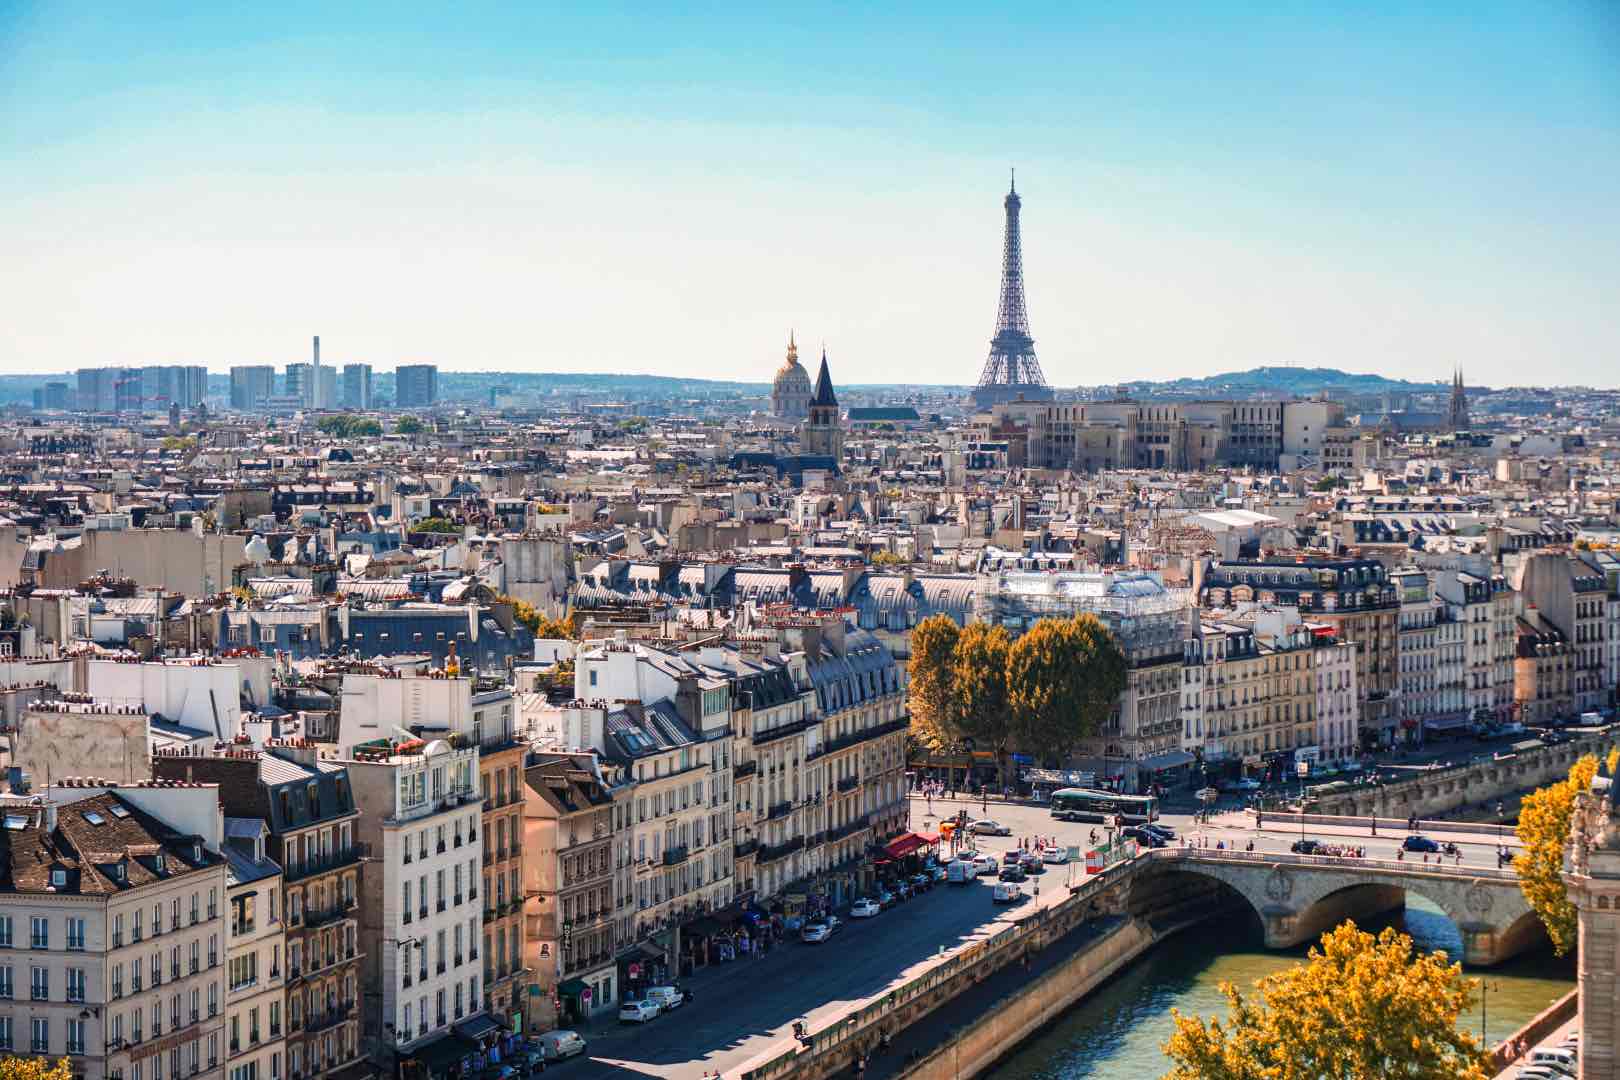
<box><xmin>735</xmin><ymin>862</ymin><xmax>1139</xmax><ymax>1080</ymax></box>
<box><xmin>1488</xmin><ymin>989</ymin><xmax>1578</xmax><ymax>1078</ymax></box>
<box><xmin>1310</xmin><ymin>730</ymin><xmax>1620</xmax><ymax>820</ymax></box>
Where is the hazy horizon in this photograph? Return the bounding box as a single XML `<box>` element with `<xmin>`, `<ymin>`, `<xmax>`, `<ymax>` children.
<box><xmin>4</xmin><ymin>4</ymin><xmax>1618</xmax><ymax>387</ymax></box>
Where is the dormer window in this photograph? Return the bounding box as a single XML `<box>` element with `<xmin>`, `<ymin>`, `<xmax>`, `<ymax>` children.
<box><xmin>51</xmin><ymin>869</ymin><xmax>68</xmax><ymax>888</ymax></box>
<box><xmin>155</xmin><ymin>854</ymin><xmax>166</xmax><ymax>874</ymax></box>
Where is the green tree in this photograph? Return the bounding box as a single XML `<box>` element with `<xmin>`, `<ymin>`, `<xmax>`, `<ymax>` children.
<box><xmin>906</xmin><ymin>615</ymin><xmax>961</xmax><ymax>754</ymax></box>
<box><xmin>871</xmin><ymin>550</ymin><xmax>905</xmax><ymax>566</ymax></box>
<box><xmin>1163</xmin><ymin>922</ymin><xmax>1489</xmax><ymax>1080</ymax></box>
<box><xmin>317</xmin><ymin>414</ymin><xmax>384</xmax><ymax>438</ymax></box>
<box><xmin>950</xmin><ymin>622</ymin><xmax>1014</xmax><ymax>788</ymax></box>
<box><xmin>394</xmin><ymin>416</ymin><xmax>425</xmax><ymax>435</ymax></box>
<box><xmin>1514</xmin><ymin>753</ymin><xmax>1598</xmax><ymax>956</ymax></box>
<box><xmin>414</xmin><ymin>517</ymin><xmax>462</xmax><ymax>534</ymax></box>
<box><xmin>1008</xmin><ymin>614</ymin><xmax>1127</xmax><ymax>767</ymax></box>
<box><xmin>161</xmin><ymin>435</ymin><xmax>197</xmax><ymax>452</ymax></box>
<box><xmin>0</xmin><ymin>1058</ymin><xmax>75</xmax><ymax>1080</ymax></box>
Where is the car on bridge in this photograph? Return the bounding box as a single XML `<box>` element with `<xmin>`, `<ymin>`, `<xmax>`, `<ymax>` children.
<box><xmin>1402</xmin><ymin>835</ymin><xmax>1441</xmax><ymax>853</ymax></box>
<box><xmin>1290</xmin><ymin>839</ymin><xmax>1324</xmax><ymax>854</ymax></box>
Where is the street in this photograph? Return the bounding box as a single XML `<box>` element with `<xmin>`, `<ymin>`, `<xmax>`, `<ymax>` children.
<box><xmin>550</xmin><ymin>795</ymin><xmax>1519</xmax><ymax>1078</ymax></box>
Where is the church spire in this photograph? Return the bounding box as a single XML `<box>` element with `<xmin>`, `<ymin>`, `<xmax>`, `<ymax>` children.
<box><xmin>811</xmin><ymin>347</ymin><xmax>838</xmax><ymax>409</ymax></box>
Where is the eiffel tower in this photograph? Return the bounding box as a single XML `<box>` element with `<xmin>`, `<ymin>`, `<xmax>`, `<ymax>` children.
<box><xmin>972</xmin><ymin>171</ymin><xmax>1054</xmax><ymax>408</ymax></box>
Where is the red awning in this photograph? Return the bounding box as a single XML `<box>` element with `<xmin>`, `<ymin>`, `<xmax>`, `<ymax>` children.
<box><xmin>915</xmin><ymin>832</ymin><xmax>941</xmax><ymax>845</ymax></box>
<box><xmin>883</xmin><ymin>833</ymin><xmax>926</xmax><ymax>859</ymax></box>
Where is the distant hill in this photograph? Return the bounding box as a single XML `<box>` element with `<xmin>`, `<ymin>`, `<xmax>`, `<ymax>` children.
<box><xmin>1100</xmin><ymin>366</ymin><xmax>1449</xmax><ymax>397</ymax></box>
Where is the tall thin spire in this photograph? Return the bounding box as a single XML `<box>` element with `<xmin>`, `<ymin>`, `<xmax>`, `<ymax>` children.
<box><xmin>973</xmin><ymin>173</ymin><xmax>1052</xmax><ymax>407</ymax></box>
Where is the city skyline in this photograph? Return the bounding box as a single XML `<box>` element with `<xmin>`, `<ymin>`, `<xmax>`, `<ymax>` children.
<box><xmin>3</xmin><ymin>4</ymin><xmax>1618</xmax><ymax>387</ymax></box>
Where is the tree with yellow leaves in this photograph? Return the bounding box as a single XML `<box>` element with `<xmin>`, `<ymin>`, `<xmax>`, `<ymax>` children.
<box><xmin>906</xmin><ymin>615</ymin><xmax>961</xmax><ymax>753</ymax></box>
<box><xmin>1163</xmin><ymin>922</ymin><xmax>1490</xmax><ymax>1080</ymax></box>
<box><xmin>1513</xmin><ymin>752</ymin><xmax>1598</xmax><ymax>956</ymax></box>
<box><xmin>0</xmin><ymin>1058</ymin><xmax>74</xmax><ymax>1080</ymax></box>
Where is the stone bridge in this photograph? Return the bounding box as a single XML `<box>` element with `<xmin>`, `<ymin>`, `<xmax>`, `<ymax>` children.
<box><xmin>1128</xmin><ymin>848</ymin><xmax>1543</xmax><ymax>966</ymax></box>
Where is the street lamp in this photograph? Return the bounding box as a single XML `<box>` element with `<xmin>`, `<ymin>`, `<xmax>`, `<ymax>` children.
<box><xmin>1478</xmin><ymin>978</ymin><xmax>1500</xmax><ymax>1047</ymax></box>
<box><xmin>1296</xmin><ymin>759</ymin><xmax>1310</xmax><ymax>846</ymax></box>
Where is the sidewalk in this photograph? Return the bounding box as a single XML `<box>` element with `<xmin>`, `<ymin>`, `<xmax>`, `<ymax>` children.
<box><xmin>1204</xmin><ymin>809</ymin><xmax>1522</xmax><ymax>848</ymax></box>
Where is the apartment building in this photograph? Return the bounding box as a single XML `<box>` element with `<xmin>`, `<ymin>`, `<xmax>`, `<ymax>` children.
<box><xmin>1433</xmin><ymin>567</ymin><xmax>1510</xmax><ymax>726</ymax></box>
<box><xmin>152</xmin><ymin>744</ymin><xmax>363</xmax><ymax>1080</ymax></box>
<box><xmin>521</xmin><ymin>755</ymin><xmax>615</xmax><ymax>1030</ymax></box>
<box><xmin>336</xmin><ymin>668</ymin><xmax>527</xmax><ymax>1032</ymax></box>
<box><xmin>1515</xmin><ymin>551</ymin><xmax>1610</xmax><ymax>715</ymax></box>
<box><xmin>1311</xmin><ymin>634</ymin><xmax>1359</xmax><ymax>767</ymax></box>
<box><xmin>220</xmin><ymin>822</ymin><xmax>285</xmax><ymax>1080</ymax></box>
<box><xmin>1515</xmin><ymin>612</ymin><xmax>1575</xmax><ymax>724</ymax></box>
<box><xmin>1</xmin><ymin>783</ymin><xmax>229</xmax><ymax>1080</ymax></box>
<box><xmin>1199</xmin><ymin>558</ymin><xmax>1399</xmax><ymax>751</ymax></box>
<box><xmin>342</xmin><ymin>734</ymin><xmax>488</xmax><ymax>1071</ymax></box>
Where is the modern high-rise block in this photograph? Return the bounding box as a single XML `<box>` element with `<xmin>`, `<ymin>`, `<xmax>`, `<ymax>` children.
<box><xmin>341</xmin><ymin>364</ymin><xmax>373</xmax><ymax>409</ymax></box>
<box><xmin>395</xmin><ymin>365</ymin><xmax>439</xmax><ymax>408</ymax></box>
<box><xmin>229</xmin><ymin>366</ymin><xmax>276</xmax><ymax>410</ymax></box>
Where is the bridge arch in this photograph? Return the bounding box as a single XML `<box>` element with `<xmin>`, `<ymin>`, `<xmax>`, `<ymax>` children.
<box><xmin>1127</xmin><ymin>853</ymin><xmax>1543</xmax><ymax>966</ymax></box>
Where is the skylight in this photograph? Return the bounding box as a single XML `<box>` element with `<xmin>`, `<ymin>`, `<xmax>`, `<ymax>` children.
<box><xmin>82</xmin><ymin>811</ymin><xmax>107</xmax><ymax>826</ymax></box>
<box><xmin>3</xmin><ymin>814</ymin><xmax>29</xmax><ymax>830</ymax></box>
<box><xmin>107</xmin><ymin>805</ymin><xmax>131</xmax><ymax>819</ymax></box>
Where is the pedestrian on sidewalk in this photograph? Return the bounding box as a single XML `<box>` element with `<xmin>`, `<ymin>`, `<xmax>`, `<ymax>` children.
<box><xmin>1370</xmin><ymin>818</ymin><xmax>1377</xmax><ymax>836</ymax></box>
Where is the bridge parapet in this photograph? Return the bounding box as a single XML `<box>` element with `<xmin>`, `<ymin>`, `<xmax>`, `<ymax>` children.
<box><xmin>1132</xmin><ymin>848</ymin><xmax>1541</xmax><ymax>966</ymax></box>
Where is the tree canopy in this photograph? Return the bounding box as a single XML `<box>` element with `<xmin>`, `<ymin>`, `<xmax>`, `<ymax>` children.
<box><xmin>906</xmin><ymin>615</ymin><xmax>961</xmax><ymax>753</ymax></box>
<box><xmin>949</xmin><ymin>622</ymin><xmax>1014</xmax><ymax>781</ymax></box>
<box><xmin>1514</xmin><ymin>752</ymin><xmax>1598</xmax><ymax>956</ymax></box>
<box><xmin>906</xmin><ymin>613</ymin><xmax>1130</xmax><ymax>785</ymax></box>
<box><xmin>1163</xmin><ymin>922</ymin><xmax>1490</xmax><ymax>1080</ymax></box>
<box><xmin>413</xmin><ymin>517</ymin><xmax>462</xmax><ymax>534</ymax></box>
<box><xmin>394</xmin><ymin>416</ymin><xmax>426</xmax><ymax>435</ymax></box>
<box><xmin>1007</xmin><ymin>614</ymin><xmax>1127</xmax><ymax>766</ymax></box>
<box><xmin>0</xmin><ymin>1058</ymin><xmax>74</xmax><ymax>1080</ymax></box>
<box><xmin>501</xmin><ymin>595</ymin><xmax>576</xmax><ymax>639</ymax></box>
<box><xmin>317</xmin><ymin>414</ymin><xmax>384</xmax><ymax>438</ymax></box>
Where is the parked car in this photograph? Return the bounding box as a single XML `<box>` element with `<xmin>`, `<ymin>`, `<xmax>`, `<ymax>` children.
<box><xmin>998</xmin><ymin>864</ymin><xmax>1027</xmax><ymax>883</ymax></box>
<box><xmin>970</xmin><ymin>855</ymin><xmax>1000</xmax><ymax>876</ymax></box>
<box><xmin>619</xmin><ymin>1000</ymin><xmax>660</xmax><ymax>1023</ymax></box>
<box><xmin>801</xmin><ymin>921</ymin><xmax>834</xmax><ymax>943</ymax></box>
<box><xmin>1402</xmin><ymin>835</ymin><xmax>1441</xmax><ymax>853</ymax></box>
<box><xmin>969</xmin><ymin>819</ymin><xmax>1012</xmax><ymax>836</ymax></box>
<box><xmin>1018</xmin><ymin>852</ymin><xmax>1044</xmax><ymax>873</ymax></box>
<box><xmin>992</xmin><ymin>881</ymin><xmax>1025</xmax><ymax>904</ymax></box>
<box><xmin>1290</xmin><ymin>839</ymin><xmax>1323</xmax><ymax>854</ymax></box>
<box><xmin>850</xmin><ymin>898</ymin><xmax>881</xmax><ymax>918</ymax></box>
<box><xmin>1123</xmin><ymin>826</ymin><xmax>1165</xmax><ymax>848</ymax></box>
<box><xmin>535</xmin><ymin>1030</ymin><xmax>588</xmax><ymax>1062</ymax></box>
<box><xmin>643</xmin><ymin>986</ymin><xmax>686</xmax><ymax>1011</ymax></box>
<box><xmin>1040</xmin><ymin>846</ymin><xmax>1069</xmax><ymax>865</ymax></box>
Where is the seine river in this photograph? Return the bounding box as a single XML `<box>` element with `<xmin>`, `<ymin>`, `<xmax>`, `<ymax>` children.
<box><xmin>987</xmin><ymin>898</ymin><xmax>1574</xmax><ymax>1079</ymax></box>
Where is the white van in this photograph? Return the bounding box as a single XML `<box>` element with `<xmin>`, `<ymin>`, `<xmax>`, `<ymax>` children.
<box><xmin>946</xmin><ymin>860</ymin><xmax>975</xmax><ymax>885</ymax></box>
<box><xmin>992</xmin><ymin>881</ymin><xmax>1024</xmax><ymax>904</ymax></box>
<box><xmin>536</xmin><ymin>1030</ymin><xmax>588</xmax><ymax>1061</ymax></box>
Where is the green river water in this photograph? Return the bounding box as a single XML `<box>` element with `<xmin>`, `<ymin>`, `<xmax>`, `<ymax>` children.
<box><xmin>986</xmin><ymin>898</ymin><xmax>1574</xmax><ymax>1079</ymax></box>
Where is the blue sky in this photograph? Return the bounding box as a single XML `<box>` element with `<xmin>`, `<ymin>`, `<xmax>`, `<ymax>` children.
<box><xmin>3</xmin><ymin>3</ymin><xmax>1617</xmax><ymax>387</ymax></box>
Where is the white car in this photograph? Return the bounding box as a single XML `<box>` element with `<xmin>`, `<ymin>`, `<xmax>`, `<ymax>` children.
<box><xmin>801</xmin><ymin>921</ymin><xmax>833</xmax><ymax>943</ymax></box>
<box><xmin>1040</xmin><ymin>847</ymin><xmax>1069</xmax><ymax>864</ymax></box>
<box><xmin>619</xmin><ymin>999</ymin><xmax>660</xmax><ymax>1023</ymax></box>
<box><xmin>970</xmin><ymin>854</ymin><xmax>999</xmax><ymax>876</ymax></box>
<box><xmin>969</xmin><ymin>819</ymin><xmax>1012</xmax><ymax>836</ymax></box>
<box><xmin>850</xmin><ymin>898</ymin><xmax>881</xmax><ymax>918</ymax></box>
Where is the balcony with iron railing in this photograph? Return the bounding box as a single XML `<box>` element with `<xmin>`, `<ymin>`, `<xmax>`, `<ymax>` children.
<box><xmin>304</xmin><ymin>898</ymin><xmax>356</xmax><ymax>929</ymax></box>
<box><xmin>284</xmin><ymin>847</ymin><xmax>364</xmax><ymax>883</ymax></box>
<box><xmin>757</xmin><ymin>836</ymin><xmax>804</xmax><ymax>865</ymax></box>
<box><xmin>766</xmin><ymin>800</ymin><xmax>792</xmax><ymax>821</ymax></box>
<box><xmin>304</xmin><ymin>1002</ymin><xmax>354</xmax><ymax>1034</ymax></box>
<box><xmin>733</xmin><ymin>838</ymin><xmax>759</xmax><ymax>859</ymax></box>
<box><xmin>835</xmin><ymin>775</ymin><xmax>859</xmax><ymax>794</ymax></box>
<box><xmin>663</xmin><ymin>845</ymin><xmax>689</xmax><ymax>866</ymax></box>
